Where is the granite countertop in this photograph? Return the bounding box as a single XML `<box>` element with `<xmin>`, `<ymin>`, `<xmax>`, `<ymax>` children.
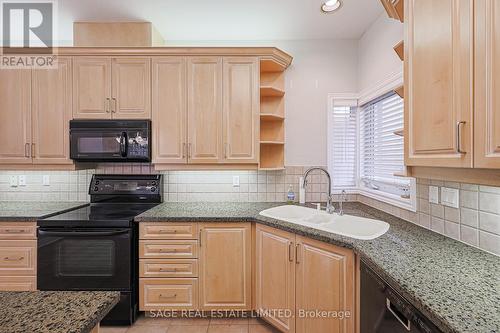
<box><xmin>136</xmin><ymin>202</ymin><xmax>500</xmax><ymax>333</ymax></box>
<box><xmin>0</xmin><ymin>291</ymin><xmax>120</xmax><ymax>333</ymax></box>
<box><xmin>0</xmin><ymin>202</ymin><xmax>89</xmax><ymax>222</ymax></box>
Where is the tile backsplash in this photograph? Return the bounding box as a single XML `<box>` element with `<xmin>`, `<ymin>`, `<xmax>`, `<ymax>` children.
<box><xmin>0</xmin><ymin>166</ymin><xmax>498</xmax><ymax>256</ymax></box>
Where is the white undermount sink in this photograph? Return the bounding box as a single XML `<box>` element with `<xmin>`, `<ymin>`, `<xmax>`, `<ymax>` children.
<box><xmin>259</xmin><ymin>205</ymin><xmax>389</xmax><ymax>240</ymax></box>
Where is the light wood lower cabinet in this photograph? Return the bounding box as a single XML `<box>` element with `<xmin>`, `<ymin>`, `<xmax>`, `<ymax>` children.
<box><xmin>255</xmin><ymin>224</ymin><xmax>355</xmax><ymax>333</ymax></box>
<box><xmin>255</xmin><ymin>224</ymin><xmax>296</xmax><ymax>333</ymax></box>
<box><xmin>0</xmin><ymin>222</ymin><xmax>37</xmax><ymax>291</ymax></box>
<box><xmin>199</xmin><ymin>223</ymin><xmax>252</xmax><ymax>310</ymax></box>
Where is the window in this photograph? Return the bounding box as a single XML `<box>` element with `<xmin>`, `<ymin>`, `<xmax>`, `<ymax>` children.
<box><xmin>328</xmin><ymin>99</ymin><xmax>357</xmax><ymax>188</ymax></box>
<box><xmin>328</xmin><ymin>92</ymin><xmax>416</xmax><ymax>211</ymax></box>
<box><xmin>359</xmin><ymin>92</ymin><xmax>412</xmax><ymax>204</ymax></box>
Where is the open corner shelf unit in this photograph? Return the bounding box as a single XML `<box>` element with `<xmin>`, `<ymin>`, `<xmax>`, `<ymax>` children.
<box><xmin>259</xmin><ymin>59</ymin><xmax>286</xmax><ymax>170</ymax></box>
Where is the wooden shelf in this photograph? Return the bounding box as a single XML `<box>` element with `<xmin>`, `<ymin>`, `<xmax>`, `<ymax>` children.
<box><xmin>261</xmin><ymin>120</ymin><xmax>284</xmax><ymax>142</ymax></box>
<box><xmin>261</xmin><ymin>96</ymin><xmax>284</xmax><ymax>117</ymax></box>
<box><xmin>261</xmin><ymin>113</ymin><xmax>284</xmax><ymax>121</ymax></box>
<box><xmin>260</xmin><ymin>141</ymin><xmax>284</xmax><ymax>145</ymax></box>
<box><xmin>260</xmin><ymin>144</ymin><xmax>284</xmax><ymax>169</ymax></box>
<box><xmin>260</xmin><ymin>86</ymin><xmax>285</xmax><ymax>97</ymax></box>
<box><xmin>394</xmin><ymin>0</ymin><xmax>404</xmax><ymax>22</ymax></box>
<box><xmin>259</xmin><ymin>167</ymin><xmax>286</xmax><ymax>171</ymax></box>
<box><xmin>394</xmin><ymin>41</ymin><xmax>404</xmax><ymax>61</ymax></box>
<box><xmin>380</xmin><ymin>0</ymin><xmax>403</xmax><ymax>22</ymax></box>
<box><xmin>393</xmin><ymin>129</ymin><xmax>404</xmax><ymax>137</ymax></box>
<box><xmin>394</xmin><ymin>85</ymin><xmax>404</xmax><ymax>98</ymax></box>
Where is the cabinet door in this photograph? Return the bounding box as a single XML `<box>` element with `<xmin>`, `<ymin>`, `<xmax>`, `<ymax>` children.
<box><xmin>112</xmin><ymin>57</ymin><xmax>151</xmax><ymax>119</ymax></box>
<box><xmin>32</xmin><ymin>57</ymin><xmax>73</xmax><ymax>164</ymax></box>
<box><xmin>222</xmin><ymin>57</ymin><xmax>259</xmax><ymax>163</ymax></box>
<box><xmin>0</xmin><ymin>69</ymin><xmax>32</xmax><ymax>164</ymax></box>
<box><xmin>199</xmin><ymin>223</ymin><xmax>251</xmax><ymax>310</ymax></box>
<box><xmin>152</xmin><ymin>57</ymin><xmax>187</xmax><ymax>164</ymax></box>
<box><xmin>295</xmin><ymin>236</ymin><xmax>355</xmax><ymax>333</ymax></box>
<box><xmin>405</xmin><ymin>0</ymin><xmax>473</xmax><ymax>167</ymax></box>
<box><xmin>475</xmin><ymin>0</ymin><xmax>500</xmax><ymax>168</ymax></box>
<box><xmin>255</xmin><ymin>224</ymin><xmax>296</xmax><ymax>333</ymax></box>
<box><xmin>187</xmin><ymin>57</ymin><xmax>223</xmax><ymax>164</ymax></box>
<box><xmin>73</xmin><ymin>57</ymin><xmax>111</xmax><ymax>119</ymax></box>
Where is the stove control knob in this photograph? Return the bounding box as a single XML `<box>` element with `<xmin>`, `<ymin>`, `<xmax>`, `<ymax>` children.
<box><xmin>94</xmin><ymin>186</ymin><xmax>99</xmax><ymax>192</ymax></box>
<box><xmin>95</xmin><ymin>180</ymin><xmax>100</xmax><ymax>185</ymax></box>
<box><xmin>151</xmin><ymin>187</ymin><xmax>157</xmax><ymax>192</ymax></box>
<box><xmin>152</xmin><ymin>181</ymin><xmax>157</xmax><ymax>186</ymax></box>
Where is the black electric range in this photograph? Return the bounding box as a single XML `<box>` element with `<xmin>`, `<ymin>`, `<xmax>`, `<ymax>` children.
<box><xmin>37</xmin><ymin>174</ymin><xmax>163</xmax><ymax>326</ymax></box>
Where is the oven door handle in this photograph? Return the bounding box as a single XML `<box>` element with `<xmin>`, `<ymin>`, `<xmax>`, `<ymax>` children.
<box><xmin>38</xmin><ymin>229</ymin><xmax>130</xmax><ymax>237</ymax></box>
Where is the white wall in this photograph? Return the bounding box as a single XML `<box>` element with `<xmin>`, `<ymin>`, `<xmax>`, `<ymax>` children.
<box><xmin>357</xmin><ymin>12</ymin><xmax>403</xmax><ymax>95</ymax></box>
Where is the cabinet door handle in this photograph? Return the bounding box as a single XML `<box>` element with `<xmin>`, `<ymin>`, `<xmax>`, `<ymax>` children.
<box><xmin>25</xmin><ymin>143</ymin><xmax>30</xmax><ymax>158</ymax></box>
<box><xmin>31</xmin><ymin>143</ymin><xmax>35</xmax><ymax>158</ymax></box>
<box><xmin>188</xmin><ymin>143</ymin><xmax>192</xmax><ymax>159</ymax></box>
<box><xmin>288</xmin><ymin>242</ymin><xmax>294</xmax><ymax>262</ymax></box>
<box><xmin>295</xmin><ymin>243</ymin><xmax>301</xmax><ymax>264</ymax></box>
<box><xmin>199</xmin><ymin>229</ymin><xmax>202</xmax><ymax>247</ymax></box>
<box><xmin>112</xmin><ymin>98</ymin><xmax>117</xmax><ymax>113</ymax></box>
<box><xmin>159</xmin><ymin>293</ymin><xmax>177</xmax><ymax>299</ymax></box>
<box><xmin>3</xmin><ymin>229</ymin><xmax>26</xmax><ymax>233</ymax></box>
<box><xmin>182</xmin><ymin>143</ymin><xmax>186</xmax><ymax>158</ymax></box>
<box><xmin>106</xmin><ymin>98</ymin><xmax>110</xmax><ymax>113</ymax></box>
<box><xmin>3</xmin><ymin>256</ymin><xmax>24</xmax><ymax>261</ymax></box>
<box><xmin>457</xmin><ymin>121</ymin><xmax>466</xmax><ymax>154</ymax></box>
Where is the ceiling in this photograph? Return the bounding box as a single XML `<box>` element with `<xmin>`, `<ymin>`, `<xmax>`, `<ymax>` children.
<box><xmin>57</xmin><ymin>0</ymin><xmax>383</xmax><ymax>43</ymax></box>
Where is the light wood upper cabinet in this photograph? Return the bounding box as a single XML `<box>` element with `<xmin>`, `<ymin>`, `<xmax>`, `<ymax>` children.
<box><xmin>152</xmin><ymin>57</ymin><xmax>187</xmax><ymax>164</ymax></box>
<box><xmin>222</xmin><ymin>57</ymin><xmax>259</xmax><ymax>163</ymax></box>
<box><xmin>32</xmin><ymin>57</ymin><xmax>73</xmax><ymax>164</ymax></box>
<box><xmin>73</xmin><ymin>57</ymin><xmax>112</xmax><ymax>119</ymax></box>
<box><xmin>0</xmin><ymin>69</ymin><xmax>32</xmax><ymax>164</ymax></box>
<box><xmin>295</xmin><ymin>236</ymin><xmax>355</xmax><ymax>333</ymax></box>
<box><xmin>474</xmin><ymin>0</ymin><xmax>500</xmax><ymax>168</ymax></box>
<box><xmin>187</xmin><ymin>57</ymin><xmax>223</xmax><ymax>164</ymax></box>
<box><xmin>405</xmin><ymin>0</ymin><xmax>474</xmax><ymax>168</ymax></box>
<box><xmin>112</xmin><ymin>58</ymin><xmax>151</xmax><ymax>119</ymax></box>
<box><xmin>199</xmin><ymin>223</ymin><xmax>251</xmax><ymax>310</ymax></box>
<box><xmin>255</xmin><ymin>224</ymin><xmax>296</xmax><ymax>333</ymax></box>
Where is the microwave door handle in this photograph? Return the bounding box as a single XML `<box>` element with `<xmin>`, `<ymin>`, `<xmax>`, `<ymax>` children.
<box><xmin>120</xmin><ymin>132</ymin><xmax>128</xmax><ymax>157</ymax></box>
<box><xmin>38</xmin><ymin>230</ymin><xmax>130</xmax><ymax>237</ymax></box>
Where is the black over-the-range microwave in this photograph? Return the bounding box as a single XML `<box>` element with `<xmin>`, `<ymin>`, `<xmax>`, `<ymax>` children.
<box><xmin>70</xmin><ymin>120</ymin><xmax>151</xmax><ymax>162</ymax></box>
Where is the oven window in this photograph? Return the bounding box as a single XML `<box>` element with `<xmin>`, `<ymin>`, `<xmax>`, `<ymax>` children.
<box><xmin>57</xmin><ymin>239</ymin><xmax>116</xmax><ymax>277</ymax></box>
<box><xmin>78</xmin><ymin>136</ymin><xmax>121</xmax><ymax>154</ymax></box>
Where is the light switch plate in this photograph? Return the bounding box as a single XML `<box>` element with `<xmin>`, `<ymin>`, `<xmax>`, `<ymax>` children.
<box><xmin>9</xmin><ymin>176</ymin><xmax>18</xmax><ymax>187</ymax></box>
<box><xmin>441</xmin><ymin>187</ymin><xmax>459</xmax><ymax>208</ymax></box>
<box><xmin>18</xmin><ymin>175</ymin><xmax>26</xmax><ymax>186</ymax></box>
<box><xmin>429</xmin><ymin>186</ymin><xmax>439</xmax><ymax>204</ymax></box>
<box><xmin>43</xmin><ymin>175</ymin><xmax>50</xmax><ymax>186</ymax></box>
<box><xmin>232</xmin><ymin>176</ymin><xmax>240</xmax><ymax>187</ymax></box>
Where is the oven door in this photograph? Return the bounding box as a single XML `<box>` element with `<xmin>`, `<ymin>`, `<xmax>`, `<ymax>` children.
<box><xmin>70</xmin><ymin>129</ymin><xmax>127</xmax><ymax>161</ymax></box>
<box><xmin>37</xmin><ymin>228</ymin><xmax>131</xmax><ymax>290</ymax></box>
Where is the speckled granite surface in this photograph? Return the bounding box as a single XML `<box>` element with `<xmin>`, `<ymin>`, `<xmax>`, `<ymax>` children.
<box><xmin>0</xmin><ymin>291</ymin><xmax>119</xmax><ymax>333</ymax></box>
<box><xmin>136</xmin><ymin>202</ymin><xmax>500</xmax><ymax>333</ymax></box>
<box><xmin>0</xmin><ymin>202</ymin><xmax>89</xmax><ymax>222</ymax></box>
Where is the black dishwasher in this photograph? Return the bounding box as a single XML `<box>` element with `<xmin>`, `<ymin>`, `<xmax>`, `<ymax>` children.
<box><xmin>360</xmin><ymin>260</ymin><xmax>442</xmax><ymax>333</ymax></box>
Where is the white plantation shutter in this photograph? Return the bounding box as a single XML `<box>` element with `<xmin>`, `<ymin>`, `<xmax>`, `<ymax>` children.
<box><xmin>328</xmin><ymin>99</ymin><xmax>357</xmax><ymax>188</ymax></box>
<box><xmin>360</xmin><ymin>92</ymin><xmax>410</xmax><ymax>196</ymax></box>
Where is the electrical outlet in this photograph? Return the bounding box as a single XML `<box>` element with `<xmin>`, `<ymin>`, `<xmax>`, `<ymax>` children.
<box><xmin>43</xmin><ymin>175</ymin><xmax>50</xmax><ymax>186</ymax></box>
<box><xmin>441</xmin><ymin>187</ymin><xmax>459</xmax><ymax>208</ymax></box>
<box><xmin>232</xmin><ymin>176</ymin><xmax>240</xmax><ymax>187</ymax></box>
<box><xmin>429</xmin><ymin>186</ymin><xmax>439</xmax><ymax>204</ymax></box>
<box><xmin>9</xmin><ymin>176</ymin><xmax>18</xmax><ymax>187</ymax></box>
<box><xmin>18</xmin><ymin>175</ymin><xmax>26</xmax><ymax>186</ymax></box>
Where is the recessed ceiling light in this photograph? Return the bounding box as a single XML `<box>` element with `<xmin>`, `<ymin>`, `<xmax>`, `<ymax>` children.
<box><xmin>321</xmin><ymin>0</ymin><xmax>342</xmax><ymax>13</ymax></box>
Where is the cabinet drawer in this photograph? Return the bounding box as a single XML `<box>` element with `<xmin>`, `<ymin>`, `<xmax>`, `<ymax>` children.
<box><xmin>139</xmin><ymin>278</ymin><xmax>198</xmax><ymax>310</ymax></box>
<box><xmin>140</xmin><ymin>223</ymin><xmax>198</xmax><ymax>239</ymax></box>
<box><xmin>139</xmin><ymin>240</ymin><xmax>199</xmax><ymax>259</ymax></box>
<box><xmin>0</xmin><ymin>276</ymin><xmax>36</xmax><ymax>291</ymax></box>
<box><xmin>0</xmin><ymin>223</ymin><xmax>37</xmax><ymax>240</ymax></box>
<box><xmin>140</xmin><ymin>259</ymin><xmax>198</xmax><ymax>278</ymax></box>
<box><xmin>0</xmin><ymin>240</ymin><xmax>37</xmax><ymax>276</ymax></box>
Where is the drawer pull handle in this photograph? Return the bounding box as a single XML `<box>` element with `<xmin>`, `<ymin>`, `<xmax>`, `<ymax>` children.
<box><xmin>159</xmin><ymin>249</ymin><xmax>178</xmax><ymax>253</ymax></box>
<box><xmin>159</xmin><ymin>230</ymin><xmax>178</xmax><ymax>234</ymax></box>
<box><xmin>3</xmin><ymin>256</ymin><xmax>24</xmax><ymax>261</ymax></box>
<box><xmin>159</xmin><ymin>293</ymin><xmax>177</xmax><ymax>299</ymax></box>
<box><xmin>159</xmin><ymin>268</ymin><xmax>178</xmax><ymax>272</ymax></box>
<box><xmin>3</xmin><ymin>229</ymin><xmax>26</xmax><ymax>233</ymax></box>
